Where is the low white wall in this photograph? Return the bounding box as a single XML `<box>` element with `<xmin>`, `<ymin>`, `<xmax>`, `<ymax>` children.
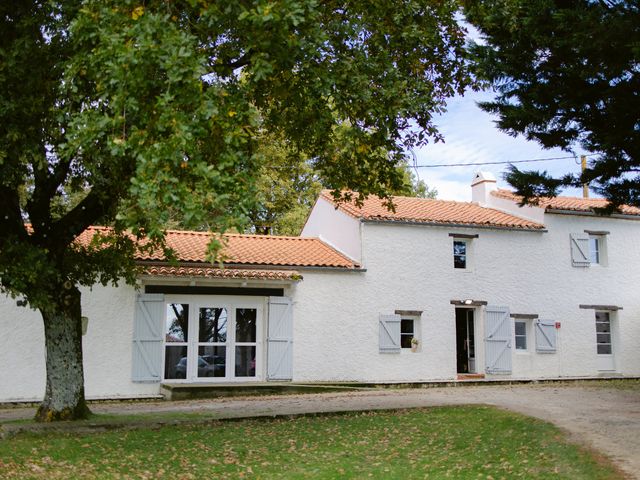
<box><xmin>81</xmin><ymin>284</ymin><xmax>160</xmax><ymax>399</ymax></box>
<box><xmin>0</xmin><ymin>297</ymin><xmax>45</xmax><ymax>401</ymax></box>
<box><xmin>0</xmin><ymin>283</ymin><xmax>159</xmax><ymax>402</ymax></box>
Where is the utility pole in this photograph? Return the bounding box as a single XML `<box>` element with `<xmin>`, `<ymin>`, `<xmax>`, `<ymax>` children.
<box><xmin>581</xmin><ymin>155</ymin><xmax>589</xmax><ymax>198</ymax></box>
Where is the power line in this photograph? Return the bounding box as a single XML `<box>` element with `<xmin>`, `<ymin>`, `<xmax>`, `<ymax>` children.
<box><xmin>262</xmin><ymin>153</ymin><xmax>596</xmax><ymax>170</ymax></box>
<box><xmin>414</xmin><ymin>154</ymin><xmax>595</xmax><ymax>169</ymax></box>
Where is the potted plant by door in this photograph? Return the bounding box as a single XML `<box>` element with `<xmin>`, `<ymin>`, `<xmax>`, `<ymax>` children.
<box><xmin>411</xmin><ymin>337</ymin><xmax>419</xmax><ymax>352</ymax></box>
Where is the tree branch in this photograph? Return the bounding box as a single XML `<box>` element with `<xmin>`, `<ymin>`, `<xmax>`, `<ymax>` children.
<box><xmin>211</xmin><ymin>52</ymin><xmax>251</xmax><ymax>73</ymax></box>
<box><xmin>0</xmin><ymin>185</ymin><xmax>28</xmax><ymax>243</ymax></box>
<box><xmin>50</xmin><ymin>187</ymin><xmax>115</xmax><ymax>250</ymax></box>
<box><xmin>27</xmin><ymin>153</ymin><xmax>75</xmax><ymax>242</ymax></box>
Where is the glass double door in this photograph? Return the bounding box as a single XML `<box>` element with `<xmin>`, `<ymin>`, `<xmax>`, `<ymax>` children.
<box><xmin>163</xmin><ymin>297</ymin><xmax>262</xmax><ymax>381</ymax></box>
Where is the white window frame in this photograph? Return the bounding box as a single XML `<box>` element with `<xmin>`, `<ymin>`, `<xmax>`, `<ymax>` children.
<box><xmin>595</xmin><ymin>311</ymin><xmax>612</xmax><ymax>355</ymax></box>
<box><xmin>588</xmin><ymin>234</ymin><xmax>607</xmax><ymax>266</ymax></box>
<box><xmin>453</xmin><ymin>239</ymin><xmax>469</xmax><ymax>270</ymax></box>
<box><xmin>163</xmin><ymin>295</ymin><xmax>264</xmax><ymax>383</ymax></box>
<box><xmin>514</xmin><ymin>320</ymin><xmax>528</xmax><ymax>352</ymax></box>
<box><xmin>589</xmin><ymin>236</ymin><xmax>600</xmax><ymax>264</ymax></box>
<box><xmin>399</xmin><ymin>316</ymin><xmax>420</xmax><ymax>350</ymax></box>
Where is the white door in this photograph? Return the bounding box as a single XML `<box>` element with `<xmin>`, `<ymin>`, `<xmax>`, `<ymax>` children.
<box><xmin>596</xmin><ymin>311</ymin><xmax>615</xmax><ymax>371</ymax></box>
<box><xmin>163</xmin><ymin>296</ymin><xmax>263</xmax><ymax>382</ymax></box>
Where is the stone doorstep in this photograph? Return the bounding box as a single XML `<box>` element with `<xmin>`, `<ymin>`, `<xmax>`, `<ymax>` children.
<box><xmin>457</xmin><ymin>373</ymin><xmax>486</xmax><ymax>381</ymax></box>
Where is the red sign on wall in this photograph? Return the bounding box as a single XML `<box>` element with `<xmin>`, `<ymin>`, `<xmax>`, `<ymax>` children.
<box><xmin>555</xmin><ymin>322</ymin><xmax>561</xmax><ymax>329</ymax></box>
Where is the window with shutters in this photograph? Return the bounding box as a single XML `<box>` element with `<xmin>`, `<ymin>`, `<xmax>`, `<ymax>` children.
<box><xmin>514</xmin><ymin>321</ymin><xmax>527</xmax><ymax>351</ymax></box>
<box><xmin>570</xmin><ymin>233</ymin><xmax>608</xmax><ymax>267</ymax></box>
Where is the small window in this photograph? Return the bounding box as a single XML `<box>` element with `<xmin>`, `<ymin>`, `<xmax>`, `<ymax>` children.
<box><xmin>400</xmin><ymin>319</ymin><xmax>415</xmax><ymax>348</ymax></box>
<box><xmin>589</xmin><ymin>236</ymin><xmax>601</xmax><ymax>264</ymax></box>
<box><xmin>453</xmin><ymin>240</ymin><xmax>467</xmax><ymax>269</ymax></box>
<box><xmin>514</xmin><ymin>321</ymin><xmax>527</xmax><ymax>350</ymax></box>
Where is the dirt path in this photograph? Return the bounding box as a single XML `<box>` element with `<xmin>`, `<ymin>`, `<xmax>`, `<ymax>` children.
<box><xmin>2</xmin><ymin>384</ymin><xmax>639</xmax><ymax>478</ymax></box>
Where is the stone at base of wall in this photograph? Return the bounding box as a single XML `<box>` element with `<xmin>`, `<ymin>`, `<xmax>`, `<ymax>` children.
<box><xmin>3</xmin><ymin>375</ymin><xmax>637</xmax><ymax>406</ymax></box>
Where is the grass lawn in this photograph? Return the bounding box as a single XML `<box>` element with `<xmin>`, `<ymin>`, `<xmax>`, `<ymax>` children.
<box><xmin>0</xmin><ymin>405</ymin><xmax>622</xmax><ymax>479</ymax></box>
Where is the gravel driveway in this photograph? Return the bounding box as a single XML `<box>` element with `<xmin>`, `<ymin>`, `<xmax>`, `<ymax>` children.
<box><xmin>2</xmin><ymin>383</ymin><xmax>639</xmax><ymax>478</ymax></box>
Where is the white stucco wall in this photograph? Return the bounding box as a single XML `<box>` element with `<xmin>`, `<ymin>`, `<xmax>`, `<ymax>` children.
<box><xmin>300</xmin><ymin>197</ymin><xmax>362</xmax><ymax>263</ymax></box>
<box><xmin>486</xmin><ymin>194</ymin><xmax>547</xmax><ymax>224</ymax></box>
<box><xmin>291</xmin><ymin>213</ymin><xmax>640</xmax><ymax>382</ymax></box>
<box><xmin>0</xmin><ymin>296</ymin><xmax>45</xmax><ymax>401</ymax></box>
<box><xmin>1</xmin><ymin>283</ymin><xmax>159</xmax><ymax>402</ymax></box>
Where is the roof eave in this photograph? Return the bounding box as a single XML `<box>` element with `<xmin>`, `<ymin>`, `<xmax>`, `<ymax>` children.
<box><xmin>361</xmin><ymin>218</ymin><xmax>547</xmax><ymax>232</ymax></box>
<box><xmin>135</xmin><ymin>260</ymin><xmax>362</xmax><ymax>270</ymax></box>
<box><xmin>545</xmin><ymin>208</ymin><xmax>640</xmax><ymax>220</ymax></box>
<box><xmin>137</xmin><ymin>274</ymin><xmax>298</xmax><ymax>283</ymax></box>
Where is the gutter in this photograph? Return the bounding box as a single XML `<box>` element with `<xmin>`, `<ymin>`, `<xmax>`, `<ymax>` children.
<box><xmin>361</xmin><ymin>218</ymin><xmax>547</xmax><ymax>233</ymax></box>
<box><xmin>546</xmin><ymin>209</ymin><xmax>640</xmax><ymax>220</ymax></box>
<box><xmin>136</xmin><ymin>260</ymin><xmax>365</xmax><ymax>272</ymax></box>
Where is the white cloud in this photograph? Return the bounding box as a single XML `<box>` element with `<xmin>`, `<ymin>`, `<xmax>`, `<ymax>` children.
<box><xmin>413</xmin><ymin>90</ymin><xmax>587</xmax><ymax>201</ymax></box>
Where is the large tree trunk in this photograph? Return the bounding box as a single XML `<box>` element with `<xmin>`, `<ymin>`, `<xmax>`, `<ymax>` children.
<box><xmin>35</xmin><ymin>286</ymin><xmax>91</xmax><ymax>421</ymax></box>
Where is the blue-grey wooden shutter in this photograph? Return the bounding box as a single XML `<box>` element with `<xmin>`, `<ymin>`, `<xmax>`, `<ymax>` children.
<box><xmin>267</xmin><ymin>297</ymin><xmax>293</xmax><ymax>380</ymax></box>
<box><xmin>132</xmin><ymin>293</ymin><xmax>164</xmax><ymax>382</ymax></box>
<box><xmin>570</xmin><ymin>233</ymin><xmax>590</xmax><ymax>267</ymax></box>
<box><xmin>379</xmin><ymin>314</ymin><xmax>401</xmax><ymax>353</ymax></box>
<box><xmin>535</xmin><ymin>320</ymin><xmax>557</xmax><ymax>353</ymax></box>
<box><xmin>484</xmin><ymin>306</ymin><xmax>512</xmax><ymax>374</ymax></box>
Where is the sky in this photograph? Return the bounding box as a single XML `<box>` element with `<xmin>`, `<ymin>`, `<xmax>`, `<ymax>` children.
<box><xmin>410</xmin><ymin>20</ymin><xmax>588</xmax><ymax>202</ymax></box>
<box><xmin>411</xmin><ymin>89</ymin><xmax>587</xmax><ymax>202</ymax></box>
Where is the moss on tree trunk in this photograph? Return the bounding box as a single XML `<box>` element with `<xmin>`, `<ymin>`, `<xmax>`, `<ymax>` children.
<box><xmin>35</xmin><ymin>286</ymin><xmax>91</xmax><ymax>422</ymax></box>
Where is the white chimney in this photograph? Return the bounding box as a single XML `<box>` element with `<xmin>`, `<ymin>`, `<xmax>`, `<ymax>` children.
<box><xmin>471</xmin><ymin>171</ymin><xmax>497</xmax><ymax>206</ymax></box>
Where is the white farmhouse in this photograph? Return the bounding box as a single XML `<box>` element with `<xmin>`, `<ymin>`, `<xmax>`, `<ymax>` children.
<box><xmin>1</xmin><ymin>172</ymin><xmax>639</xmax><ymax>402</ymax></box>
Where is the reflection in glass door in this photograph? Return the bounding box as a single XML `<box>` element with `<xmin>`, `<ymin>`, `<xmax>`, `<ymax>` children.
<box><xmin>163</xmin><ymin>298</ymin><xmax>261</xmax><ymax>381</ymax></box>
<box><xmin>164</xmin><ymin>303</ymin><xmax>189</xmax><ymax>379</ymax></box>
<box><xmin>198</xmin><ymin>307</ymin><xmax>228</xmax><ymax>378</ymax></box>
<box><xmin>235</xmin><ymin>308</ymin><xmax>257</xmax><ymax>377</ymax></box>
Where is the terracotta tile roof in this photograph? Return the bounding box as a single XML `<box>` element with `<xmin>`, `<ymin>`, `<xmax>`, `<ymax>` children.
<box><xmin>491</xmin><ymin>189</ymin><xmax>640</xmax><ymax>216</ymax></box>
<box><xmin>77</xmin><ymin>227</ymin><xmax>358</xmax><ymax>268</ymax></box>
<box><xmin>144</xmin><ymin>266</ymin><xmax>301</xmax><ymax>281</ymax></box>
<box><xmin>320</xmin><ymin>190</ymin><xmax>544</xmax><ymax>230</ymax></box>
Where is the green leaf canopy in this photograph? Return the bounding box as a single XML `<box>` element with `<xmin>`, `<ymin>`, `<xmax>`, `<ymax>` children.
<box><xmin>0</xmin><ymin>0</ymin><xmax>471</xmax><ymax>309</ymax></box>
<box><xmin>464</xmin><ymin>0</ymin><xmax>640</xmax><ymax>209</ymax></box>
